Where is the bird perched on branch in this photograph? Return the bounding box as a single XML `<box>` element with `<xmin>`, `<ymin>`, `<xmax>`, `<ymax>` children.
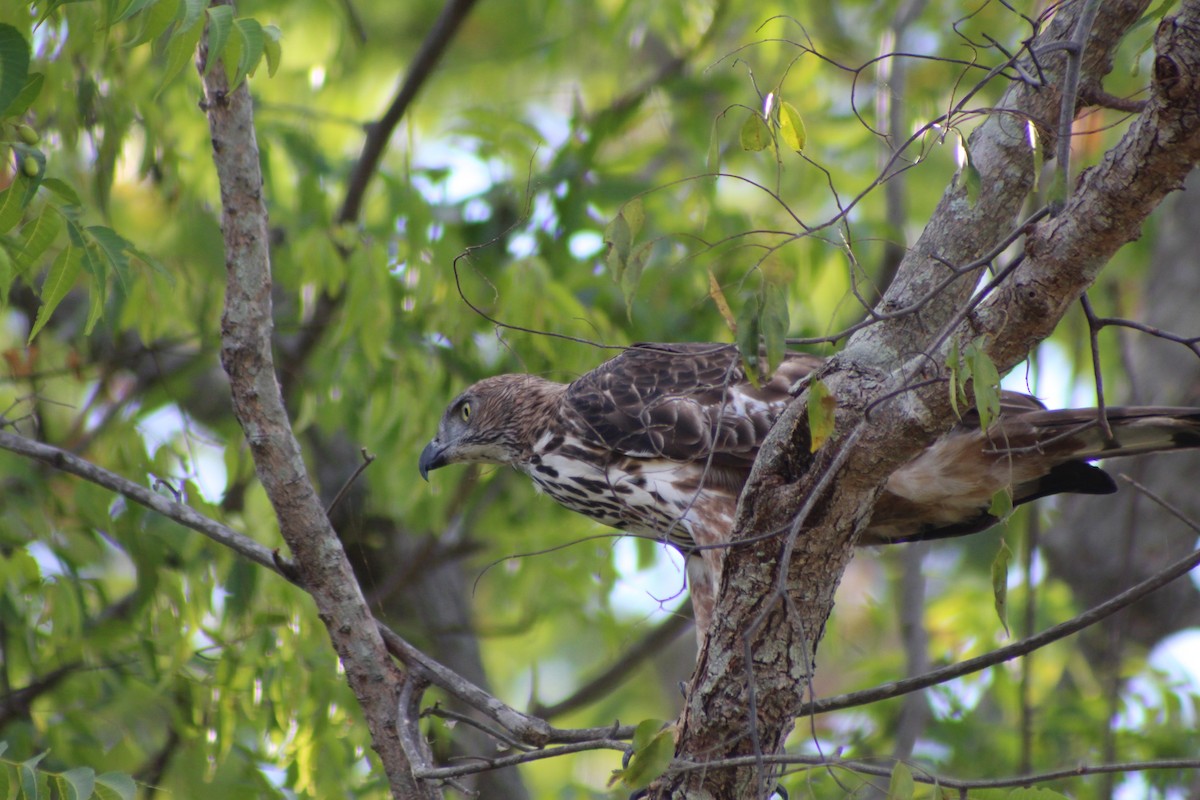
<box><xmin>419</xmin><ymin>342</ymin><xmax>1200</xmax><ymax>637</ymax></box>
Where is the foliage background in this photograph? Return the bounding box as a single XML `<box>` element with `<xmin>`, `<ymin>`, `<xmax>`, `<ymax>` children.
<box><xmin>1</xmin><ymin>0</ymin><xmax>1198</xmax><ymax>797</ymax></box>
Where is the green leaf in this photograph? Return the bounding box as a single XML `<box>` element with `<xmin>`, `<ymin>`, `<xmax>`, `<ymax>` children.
<box><xmin>234</xmin><ymin>18</ymin><xmax>267</xmax><ymax>82</ymax></box>
<box><xmin>204</xmin><ymin>6</ymin><xmax>235</xmax><ymax>76</ymax></box>
<box><xmin>0</xmin><ymin>243</ymin><xmax>12</xmax><ymax>306</ymax></box>
<box><xmin>621</xmin><ymin>241</ymin><xmax>652</xmax><ymax>318</ymax></box>
<box><xmin>15</xmin><ymin>205</ymin><xmax>64</xmax><ymax>274</ymax></box>
<box><xmin>178</xmin><ymin>0</ymin><xmax>205</xmax><ymax>32</ymax></box>
<box><xmin>807</xmin><ymin>379</ymin><xmax>836</xmax><ymax>453</ymax></box>
<box><xmin>887</xmin><ymin>762</ymin><xmax>914</xmax><ymax>800</ymax></box>
<box><xmin>1045</xmin><ymin>165</ymin><xmax>1068</xmax><ymax>211</ymax></box>
<box><xmin>964</xmin><ymin>338</ymin><xmax>1001</xmax><ymax>430</ymax></box>
<box><xmin>779</xmin><ymin>101</ymin><xmax>806</xmax><ymax>153</ymax></box>
<box><xmin>262</xmin><ymin>24</ymin><xmax>282</xmax><ymax>77</ymax></box>
<box><xmin>617</xmin><ymin>720</ymin><xmax>674</xmax><ymax>790</ymax></box>
<box><xmin>706</xmin><ymin>115</ymin><xmax>721</xmax><ymax>173</ymax></box>
<box><xmin>114</xmin><ymin>0</ymin><xmax>158</xmax><ymax>24</ymax></box>
<box><xmin>946</xmin><ymin>338</ymin><xmax>962</xmax><ymax>419</ymax></box>
<box><xmin>988</xmin><ymin>487</ymin><xmax>1013</xmax><ymax>519</ymax></box>
<box><xmin>739</xmin><ymin>110</ymin><xmax>770</xmax><ymax>152</ymax></box>
<box><xmin>621</xmin><ymin>197</ymin><xmax>644</xmax><ymax>239</ymax></box>
<box><xmin>86</xmin><ymin>225</ymin><xmax>133</xmax><ymax>295</ymax></box>
<box><xmin>76</xmin><ymin>228</ymin><xmax>110</xmax><ymax>334</ymax></box>
<box><xmin>0</xmin><ymin>763</ymin><xmax>9</xmax><ymax>799</ymax></box>
<box><xmin>0</xmin><ymin>24</ymin><xmax>31</xmax><ymax>118</ymax></box>
<box><xmin>735</xmin><ymin>293</ymin><xmax>761</xmax><ymax>385</ymax></box>
<box><xmin>222</xmin><ymin>20</ymin><xmax>245</xmax><ymax>87</ymax></box>
<box><xmin>18</xmin><ymin>751</ymin><xmax>48</xmax><ymax>800</ymax></box>
<box><xmin>604</xmin><ymin>209</ymin><xmax>633</xmax><ymax>286</ymax></box>
<box><xmin>991</xmin><ymin>538</ymin><xmax>1012</xmax><ymax>637</ymax></box>
<box><xmin>40</xmin><ymin>178</ymin><xmax>83</xmax><ymax>210</ymax></box>
<box><xmin>55</xmin><ymin>767</ymin><xmax>95</xmax><ymax>800</ymax></box>
<box><xmin>29</xmin><ymin>239</ymin><xmax>81</xmax><ymax>342</ymax></box>
<box><xmin>128</xmin><ymin>0</ymin><xmax>181</xmax><ymax>47</ymax></box>
<box><xmin>5</xmin><ymin>72</ymin><xmax>44</xmax><ymax>118</ymax></box>
<box><xmin>761</xmin><ymin>282</ymin><xmax>789</xmax><ymax>374</ymax></box>
<box><xmin>93</xmin><ymin>772</ymin><xmax>136</xmax><ymax>800</ymax></box>
<box><xmin>0</xmin><ymin>170</ymin><xmax>32</xmax><ymax>234</ymax></box>
<box><xmin>157</xmin><ymin>15</ymin><xmax>204</xmax><ymax>95</ymax></box>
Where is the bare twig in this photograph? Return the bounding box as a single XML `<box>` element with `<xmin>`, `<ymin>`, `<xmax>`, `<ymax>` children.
<box><xmin>325</xmin><ymin>447</ymin><xmax>376</xmax><ymax>517</ymax></box>
<box><xmin>0</xmin><ymin>429</ymin><xmax>286</xmax><ymax>573</ymax></box>
<box><xmin>1051</xmin><ymin>0</ymin><xmax>1103</xmax><ymax>207</ymax></box>
<box><xmin>803</xmin><ymin>540</ymin><xmax>1200</xmax><ymax>717</ymax></box>
<box><xmin>1080</xmin><ymin>293</ymin><xmax>1115</xmax><ymax>441</ymax></box>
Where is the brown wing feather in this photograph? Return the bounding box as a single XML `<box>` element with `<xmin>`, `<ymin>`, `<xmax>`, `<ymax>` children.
<box><xmin>564</xmin><ymin>343</ymin><xmax>821</xmax><ymax>471</ymax></box>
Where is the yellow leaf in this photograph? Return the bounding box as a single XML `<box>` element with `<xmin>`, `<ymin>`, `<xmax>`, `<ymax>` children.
<box><xmin>807</xmin><ymin>378</ymin><xmax>836</xmax><ymax>452</ymax></box>
<box><xmin>779</xmin><ymin>101</ymin><xmax>806</xmax><ymax>153</ymax></box>
<box><xmin>708</xmin><ymin>269</ymin><xmax>737</xmax><ymax>332</ymax></box>
<box><xmin>739</xmin><ymin>110</ymin><xmax>770</xmax><ymax>151</ymax></box>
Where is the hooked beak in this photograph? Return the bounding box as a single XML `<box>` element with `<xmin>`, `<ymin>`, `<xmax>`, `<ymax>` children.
<box><xmin>419</xmin><ymin>439</ymin><xmax>447</xmax><ymax>481</ymax></box>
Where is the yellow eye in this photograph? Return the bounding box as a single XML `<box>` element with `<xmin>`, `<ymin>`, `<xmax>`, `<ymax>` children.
<box><xmin>460</xmin><ymin>402</ymin><xmax>472</xmax><ymax>421</ymax></box>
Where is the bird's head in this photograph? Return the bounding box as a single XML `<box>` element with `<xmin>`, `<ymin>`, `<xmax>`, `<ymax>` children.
<box><xmin>419</xmin><ymin>374</ymin><xmax>563</xmax><ymax>480</ymax></box>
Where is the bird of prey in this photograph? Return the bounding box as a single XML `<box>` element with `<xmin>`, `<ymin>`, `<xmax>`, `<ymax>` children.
<box><xmin>419</xmin><ymin>342</ymin><xmax>1200</xmax><ymax>636</ymax></box>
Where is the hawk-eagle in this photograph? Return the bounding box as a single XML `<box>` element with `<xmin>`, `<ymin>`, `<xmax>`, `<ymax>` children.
<box><xmin>419</xmin><ymin>342</ymin><xmax>1200</xmax><ymax>636</ymax></box>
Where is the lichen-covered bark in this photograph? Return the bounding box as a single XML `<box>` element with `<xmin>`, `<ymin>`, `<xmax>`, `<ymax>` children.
<box><xmin>657</xmin><ymin>1</ymin><xmax>1200</xmax><ymax>796</ymax></box>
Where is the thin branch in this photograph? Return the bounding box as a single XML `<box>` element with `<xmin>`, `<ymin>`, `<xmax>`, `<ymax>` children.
<box><xmin>1052</xmin><ymin>0</ymin><xmax>1103</xmax><ymax>206</ymax></box>
<box><xmin>0</xmin><ymin>429</ymin><xmax>285</xmax><ymax>573</ymax></box>
<box><xmin>325</xmin><ymin>447</ymin><xmax>376</xmax><ymax>517</ymax></box>
<box><xmin>412</xmin><ymin>739</ymin><xmax>630</xmax><ymax>781</ymax></box>
<box><xmin>804</xmin><ymin>540</ymin><xmax>1200</xmax><ymax>717</ymax></box>
<box><xmin>0</xmin><ymin>426</ymin><xmax>637</xmax><ymax>752</ymax></box>
<box><xmin>338</xmin><ymin>0</ymin><xmax>480</xmax><ymax>225</ymax></box>
<box><xmin>282</xmin><ymin>0</ymin><xmax>482</xmax><ymax>394</ymax></box>
<box><xmin>1080</xmin><ymin>293</ymin><xmax>1115</xmax><ymax>441</ymax></box>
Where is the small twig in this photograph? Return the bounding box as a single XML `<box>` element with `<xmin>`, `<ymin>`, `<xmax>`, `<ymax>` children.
<box><xmin>1051</xmin><ymin>0</ymin><xmax>1103</xmax><ymax>208</ymax></box>
<box><xmin>1119</xmin><ymin>474</ymin><xmax>1200</xmax><ymax>535</ymax></box>
<box><xmin>803</xmin><ymin>539</ymin><xmax>1200</xmax><ymax>717</ymax></box>
<box><xmin>0</xmin><ymin>430</ymin><xmax>286</xmax><ymax>573</ymax></box>
<box><xmin>1080</xmin><ymin>293</ymin><xmax>1115</xmax><ymax>441</ymax></box>
<box><xmin>325</xmin><ymin>447</ymin><xmax>376</xmax><ymax>517</ymax></box>
<box><xmin>412</xmin><ymin>739</ymin><xmax>630</xmax><ymax>781</ymax></box>
<box><xmin>1080</xmin><ymin>314</ymin><xmax>1200</xmax><ymax>359</ymax></box>
<box><xmin>1078</xmin><ymin>82</ymin><xmax>1147</xmax><ymax>113</ymax></box>
<box><xmin>422</xmin><ymin>705</ymin><xmax>535</xmax><ymax>752</ymax></box>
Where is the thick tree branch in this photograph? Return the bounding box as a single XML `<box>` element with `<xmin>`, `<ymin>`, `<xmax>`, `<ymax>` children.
<box><xmin>659</xmin><ymin>2</ymin><xmax>1200</xmax><ymax>796</ymax></box>
<box><xmin>196</xmin><ymin>7</ymin><xmax>437</xmax><ymax>796</ymax></box>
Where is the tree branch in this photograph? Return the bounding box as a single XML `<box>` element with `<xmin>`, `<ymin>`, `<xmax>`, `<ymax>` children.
<box><xmin>196</xmin><ymin>5</ymin><xmax>437</xmax><ymax>795</ymax></box>
<box><xmin>660</xmin><ymin>3</ymin><xmax>1194</xmax><ymax>796</ymax></box>
<box><xmin>0</xmin><ymin>426</ymin><xmax>640</xmax><ymax>752</ymax></box>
